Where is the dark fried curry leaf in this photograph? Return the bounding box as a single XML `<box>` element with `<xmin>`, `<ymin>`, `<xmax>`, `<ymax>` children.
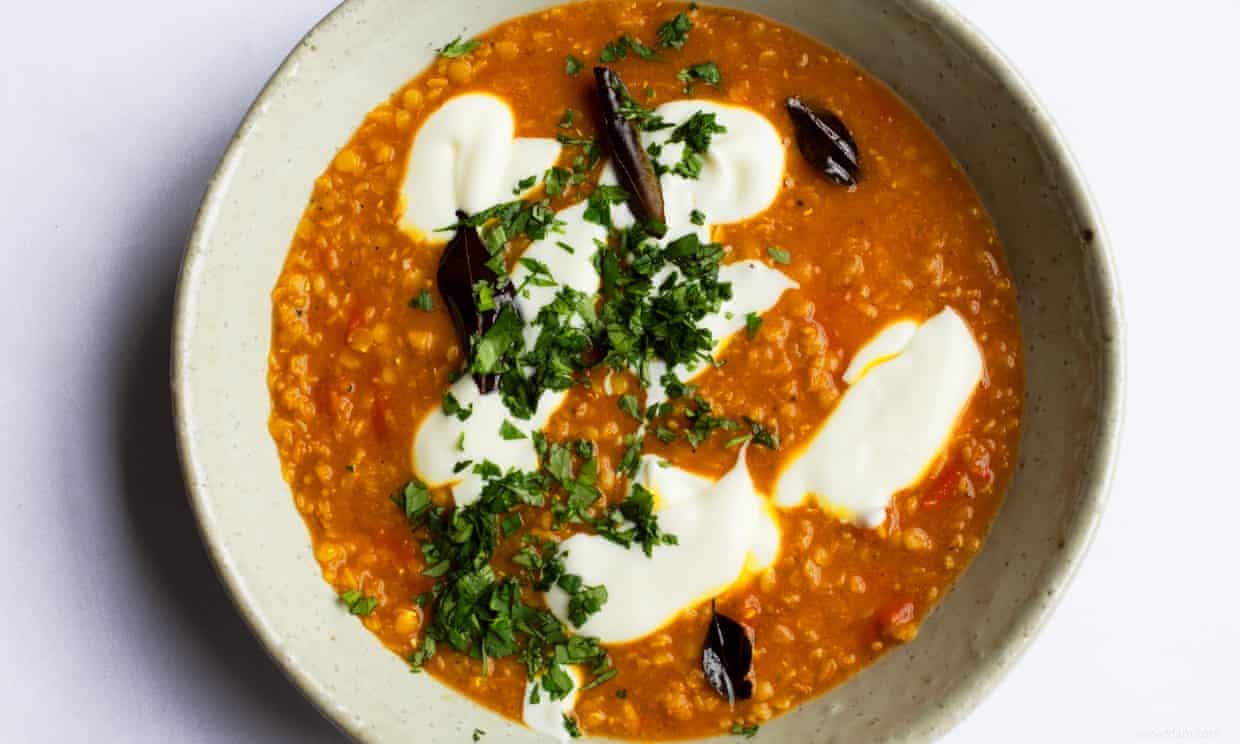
<box><xmin>594</xmin><ymin>67</ymin><xmax>667</xmax><ymax>232</ymax></box>
<box><xmin>786</xmin><ymin>96</ymin><xmax>860</xmax><ymax>186</ymax></box>
<box><xmin>702</xmin><ymin>603</ymin><xmax>754</xmax><ymax>704</ymax></box>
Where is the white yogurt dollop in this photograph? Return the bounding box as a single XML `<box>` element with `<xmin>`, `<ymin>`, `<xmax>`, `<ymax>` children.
<box><xmin>544</xmin><ymin>452</ymin><xmax>780</xmax><ymax>643</ymax></box>
<box><xmin>642</xmin><ymin>100</ymin><xmax>787</xmax><ymax>241</ymax></box>
<box><xmin>412</xmin><ymin>375</ymin><xmax>560</xmax><ymax>507</ymax></box>
<box><xmin>400</xmin><ymin>93</ymin><xmax>561</xmax><ymax>240</ymax></box>
<box><xmin>774</xmin><ymin>308</ymin><xmax>984</xmax><ymax>526</ymax></box>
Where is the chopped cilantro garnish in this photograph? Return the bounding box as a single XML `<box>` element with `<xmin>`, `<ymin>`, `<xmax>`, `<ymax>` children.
<box><xmin>340</xmin><ymin>589</ymin><xmax>378</xmax><ymax>616</ymax></box>
<box><xmin>500</xmin><ymin>512</ymin><xmax>523</xmax><ymax>537</ymax></box>
<box><xmin>499</xmin><ymin>419</ymin><xmax>526</xmax><ymax>440</ymax></box>
<box><xmin>543</xmin><ymin>166</ymin><xmax>572</xmax><ymax>197</ymax></box>
<box><xmin>617</xmin><ymin>394</ymin><xmax>642</xmax><ymax>421</ymax></box>
<box><xmin>745</xmin><ymin>416</ymin><xmax>780</xmax><ymax>449</ymax></box>
<box><xmin>513</xmin><ymin>174</ymin><xmax>537</xmax><ymax>194</ymax></box>
<box><xmin>583</xmin><ymin>184</ymin><xmax>630</xmax><ymax>227</ymax></box>
<box><xmin>599</xmin><ymin>39</ymin><xmax>626</xmax><ymax>63</ymax></box>
<box><xmin>683</xmin><ymin>396</ymin><xmax>740</xmax><ymax>449</ymax></box>
<box><xmin>676</xmin><ymin>61</ymin><xmax>721</xmax><ymax>94</ymax></box>
<box><xmin>600</xmin><ymin>33</ymin><xmax>659</xmax><ymax>63</ymax></box>
<box><xmin>564</xmin><ymin>55</ymin><xmax>583</xmax><ymax>76</ymax></box>
<box><xmin>563</xmin><ymin>715</ymin><xmax>582</xmax><ymax>739</ymax></box>
<box><xmin>516</xmin><ymin>257</ymin><xmax>557</xmax><ymax>293</ymax></box>
<box><xmin>402</xmin><ymin>463</ymin><xmax>610</xmax><ymax>684</ymax></box>
<box><xmin>615</xmin><ymin>688</ymin><xmax>628</xmax><ymax>698</ymax></box>
<box><xmin>731</xmin><ymin>723</ymin><xmax>760</xmax><ymax>738</ymax></box>
<box><xmin>596</xmin><ymin>226</ymin><xmax>732</xmax><ymax>382</ymax></box>
<box><xmin>581</xmin><ymin>666</ymin><xmax>617</xmax><ymax>690</ymax></box>
<box><xmin>726</xmin><ymin>416</ymin><xmax>779</xmax><ymax>450</ymax></box>
<box><xmin>666</xmin><ymin>112</ymin><xmax>727</xmax><ymax>179</ymax></box>
<box><xmin>543</xmin><ymin>664</ymin><xmax>575</xmax><ymax>698</ymax></box>
<box><xmin>558</xmin><ymin>108</ymin><xmax>576</xmax><ymax>128</ymax></box>
<box><xmin>745</xmin><ymin>312</ymin><xmax>762</xmax><ymax>339</ymax></box>
<box><xmin>473</xmin><ymin>280</ymin><xmax>496</xmax><ymax>311</ymax></box>
<box><xmin>472</xmin><ymin>728</ymin><xmax>486</xmax><ymax>742</ymax></box>
<box><xmin>442</xmin><ymin>391</ymin><xmax>473</xmax><ymax>421</ymax></box>
<box><xmin>558</xmin><ymin>573</ymin><xmax>608</xmax><ymax>627</ymax></box>
<box><xmin>617</xmin><ymin>433</ymin><xmax>643</xmax><ymax>478</ymax></box>
<box><xmin>625</xmin><ymin>34</ymin><xmax>658</xmax><ymax>60</ymax></box>
<box><xmin>594</xmin><ymin>482</ymin><xmax>678</xmax><ymax>556</ymax></box>
<box><xmin>438</xmin><ymin>37</ymin><xmax>480</xmax><ymax>58</ymax></box>
<box><xmin>410</xmin><ymin>288</ymin><xmax>434</xmax><ymax>311</ymax></box>
<box><xmin>689</xmin><ymin>209</ymin><xmax>706</xmax><ymax>226</ymax></box>
<box><xmin>657</xmin><ymin>12</ymin><xmax>694</xmax><ymax>49</ymax></box>
<box><xmin>472</xmin><ymin>305</ymin><xmax>523</xmax><ymax>375</ymax></box>
<box><xmin>556</xmin><ymin>133</ymin><xmax>602</xmax><ymax>179</ymax></box>
<box><xmin>602</xmin><ymin>78</ymin><xmax>670</xmax><ymax>132</ymax></box>
<box><xmin>392</xmin><ymin>478</ymin><xmax>433</xmax><ymax>525</ymax></box>
<box><xmin>767</xmin><ymin>246</ymin><xmax>791</xmax><ymax>264</ymax></box>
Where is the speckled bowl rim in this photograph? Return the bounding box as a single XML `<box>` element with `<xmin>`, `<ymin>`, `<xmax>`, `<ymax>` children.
<box><xmin>171</xmin><ymin>1</ymin><xmax>1125</xmax><ymax>741</ymax></box>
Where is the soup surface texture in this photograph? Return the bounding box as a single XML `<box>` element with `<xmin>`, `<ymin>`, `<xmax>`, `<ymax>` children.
<box><xmin>266</xmin><ymin>1</ymin><xmax>1023</xmax><ymax>739</ymax></box>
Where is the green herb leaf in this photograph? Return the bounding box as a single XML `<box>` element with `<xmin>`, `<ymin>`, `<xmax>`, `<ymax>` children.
<box><xmin>745</xmin><ymin>312</ymin><xmax>762</xmax><ymax>339</ymax></box>
<box><xmin>625</xmin><ymin>34</ymin><xmax>658</xmax><ymax>60</ymax></box>
<box><xmin>689</xmin><ymin>209</ymin><xmax>706</xmax><ymax>226</ymax></box>
<box><xmin>499</xmin><ymin>420</ymin><xmax>526</xmax><ymax>440</ymax></box>
<box><xmin>410</xmin><ymin>288</ymin><xmax>434</xmax><ymax>311</ymax></box>
<box><xmin>617</xmin><ymin>394</ymin><xmax>642</xmax><ymax>421</ymax></box>
<box><xmin>600</xmin><ymin>33</ymin><xmax>660</xmax><ymax>63</ymax></box>
<box><xmin>667</xmin><ymin>111</ymin><xmax>727</xmax><ymax>179</ymax></box>
<box><xmin>340</xmin><ymin>589</ymin><xmax>378</xmax><ymax>616</ymax></box>
<box><xmin>500</xmin><ymin>512</ymin><xmax>523</xmax><ymax>537</ymax></box>
<box><xmin>472</xmin><ymin>305</ymin><xmax>523</xmax><ymax>374</ymax></box>
<box><xmin>563</xmin><ymin>715</ymin><xmax>582</xmax><ymax>739</ymax></box>
<box><xmin>745</xmin><ymin>416</ymin><xmax>780</xmax><ymax>449</ymax></box>
<box><xmin>593</xmin><ymin>482</ymin><xmax>678</xmax><ymax>557</ymax></box>
<box><xmin>442</xmin><ymin>391</ymin><xmax>474</xmax><ymax>421</ymax></box>
<box><xmin>392</xmin><ymin>478</ymin><xmax>434</xmax><ymax>525</ymax></box>
<box><xmin>438</xmin><ymin>37</ymin><xmax>480</xmax><ymax>58</ymax></box>
<box><xmin>558</xmin><ymin>573</ymin><xmax>608</xmax><ymax>627</ymax></box>
<box><xmin>676</xmin><ymin>61</ymin><xmax>721</xmax><ymax>94</ymax></box>
<box><xmin>767</xmin><ymin>246</ymin><xmax>791</xmax><ymax>265</ymax></box>
<box><xmin>514</xmin><ymin>174</ymin><xmax>537</xmax><ymax>194</ymax></box>
<box><xmin>657</xmin><ymin>12</ymin><xmax>694</xmax><ymax>49</ymax></box>
<box><xmin>543</xmin><ymin>166</ymin><xmax>572</xmax><ymax>197</ymax></box>
<box><xmin>731</xmin><ymin>723</ymin><xmax>760</xmax><ymax>738</ymax></box>
<box><xmin>564</xmin><ymin>55</ymin><xmax>584</xmax><ymax>76</ymax></box>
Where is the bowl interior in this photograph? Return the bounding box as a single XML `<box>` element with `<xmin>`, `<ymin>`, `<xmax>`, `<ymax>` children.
<box><xmin>173</xmin><ymin>0</ymin><xmax>1122</xmax><ymax>741</ymax></box>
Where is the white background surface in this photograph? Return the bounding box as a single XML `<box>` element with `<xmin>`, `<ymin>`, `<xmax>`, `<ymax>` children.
<box><xmin>1</xmin><ymin>1</ymin><xmax>1237</xmax><ymax>742</ymax></box>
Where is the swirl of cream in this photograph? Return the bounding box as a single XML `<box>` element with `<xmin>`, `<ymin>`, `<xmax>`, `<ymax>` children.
<box><xmin>399</xmin><ymin>93</ymin><xmax>561</xmax><ymax>240</ymax></box>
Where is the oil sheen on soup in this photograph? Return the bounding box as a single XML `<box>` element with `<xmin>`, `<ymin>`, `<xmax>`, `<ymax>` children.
<box><xmin>266</xmin><ymin>1</ymin><xmax>1023</xmax><ymax>740</ymax></box>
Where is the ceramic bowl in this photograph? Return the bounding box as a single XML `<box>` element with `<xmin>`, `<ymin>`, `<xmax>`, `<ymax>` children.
<box><xmin>171</xmin><ymin>0</ymin><xmax>1124</xmax><ymax>741</ymax></box>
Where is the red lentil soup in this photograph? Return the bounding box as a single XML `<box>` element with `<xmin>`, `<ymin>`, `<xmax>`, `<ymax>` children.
<box><xmin>266</xmin><ymin>0</ymin><xmax>1022</xmax><ymax>739</ymax></box>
